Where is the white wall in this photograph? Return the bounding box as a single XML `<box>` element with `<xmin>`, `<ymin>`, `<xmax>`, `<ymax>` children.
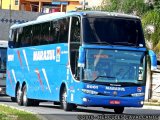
<box><xmin>87</xmin><ymin>0</ymin><xmax>103</xmax><ymax>7</ymax></box>
<box><xmin>80</xmin><ymin>0</ymin><xmax>103</xmax><ymax>7</ymax></box>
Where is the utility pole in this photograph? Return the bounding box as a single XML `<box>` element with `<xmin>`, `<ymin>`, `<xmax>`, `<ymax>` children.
<box><xmin>83</xmin><ymin>0</ymin><xmax>85</xmax><ymax>10</ymax></box>
<box><xmin>9</xmin><ymin>0</ymin><xmax>12</xmax><ymax>28</ymax></box>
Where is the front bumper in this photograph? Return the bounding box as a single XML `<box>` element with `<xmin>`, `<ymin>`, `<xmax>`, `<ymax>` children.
<box><xmin>74</xmin><ymin>94</ymin><xmax>144</xmax><ymax>107</ymax></box>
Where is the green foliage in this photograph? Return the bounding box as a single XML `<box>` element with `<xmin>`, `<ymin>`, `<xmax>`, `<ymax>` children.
<box><xmin>102</xmin><ymin>0</ymin><xmax>151</xmax><ymax>16</ymax></box>
<box><xmin>101</xmin><ymin>0</ymin><xmax>119</xmax><ymax>12</ymax></box>
<box><xmin>142</xmin><ymin>10</ymin><xmax>160</xmax><ymax>52</ymax></box>
<box><xmin>108</xmin><ymin>0</ymin><xmax>119</xmax><ymax>12</ymax></box>
<box><xmin>123</xmin><ymin>0</ymin><xmax>152</xmax><ymax>16</ymax></box>
<box><xmin>154</xmin><ymin>0</ymin><xmax>160</xmax><ymax>11</ymax></box>
<box><xmin>0</xmin><ymin>105</ymin><xmax>40</xmax><ymax>120</ymax></box>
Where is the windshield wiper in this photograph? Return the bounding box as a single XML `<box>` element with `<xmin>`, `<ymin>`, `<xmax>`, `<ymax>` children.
<box><xmin>117</xmin><ymin>82</ymin><xmax>143</xmax><ymax>86</ymax></box>
<box><xmin>113</xmin><ymin>42</ymin><xmax>138</xmax><ymax>47</ymax></box>
<box><xmin>90</xmin><ymin>42</ymin><xmax>112</xmax><ymax>45</ymax></box>
<box><xmin>91</xmin><ymin>76</ymin><xmax>116</xmax><ymax>83</ymax></box>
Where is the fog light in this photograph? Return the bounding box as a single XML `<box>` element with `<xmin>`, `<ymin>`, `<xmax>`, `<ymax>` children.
<box><xmin>82</xmin><ymin>98</ymin><xmax>89</xmax><ymax>102</ymax></box>
<box><xmin>140</xmin><ymin>101</ymin><xmax>144</xmax><ymax>105</ymax></box>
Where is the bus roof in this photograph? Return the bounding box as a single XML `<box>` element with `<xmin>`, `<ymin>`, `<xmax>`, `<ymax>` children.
<box><xmin>10</xmin><ymin>11</ymin><xmax>140</xmax><ymax>29</ymax></box>
<box><xmin>0</xmin><ymin>40</ymin><xmax>8</xmax><ymax>48</ymax></box>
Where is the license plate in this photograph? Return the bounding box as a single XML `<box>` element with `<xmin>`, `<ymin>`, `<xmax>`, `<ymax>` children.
<box><xmin>109</xmin><ymin>100</ymin><xmax>120</xmax><ymax>104</ymax></box>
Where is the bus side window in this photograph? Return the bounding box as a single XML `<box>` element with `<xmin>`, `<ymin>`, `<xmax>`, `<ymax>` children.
<box><xmin>12</xmin><ymin>29</ymin><xmax>17</xmax><ymax>48</ymax></box>
<box><xmin>14</xmin><ymin>28</ymin><xmax>23</xmax><ymax>48</ymax></box>
<box><xmin>58</xmin><ymin>18</ymin><xmax>69</xmax><ymax>43</ymax></box>
<box><xmin>20</xmin><ymin>26</ymin><xmax>32</xmax><ymax>47</ymax></box>
<box><xmin>70</xmin><ymin>16</ymin><xmax>81</xmax><ymax>80</ymax></box>
<box><xmin>50</xmin><ymin>20</ymin><xmax>59</xmax><ymax>44</ymax></box>
<box><xmin>40</xmin><ymin>22</ymin><xmax>50</xmax><ymax>45</ymax></box>
<box><xmin>32</xmin><ymin>24</ymin><xmax>41</xmax><ymax>46</ymax></box>
<box><xmin>71</xmin><ymin>17</ymin><xmax>80</xmax><ymax>43</ymax></box>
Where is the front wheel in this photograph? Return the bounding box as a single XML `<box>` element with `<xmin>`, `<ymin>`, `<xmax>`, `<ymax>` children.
<box><xmin>33</xmin><ymin>100</ymin><xmax>39</xmax><ymax>106</ymax></box>
<box><xmin>11</xmin><ymin>97</ymin><xmax>16</xmax><ymax>102</ymax></box>
<box><xmin>114</xmin><ymin>107</ymin><xmax>124</xmax><ymax>114</ymax></box>
<box><xmin>60</xmin><ymin>87</ymin><xmax>73</xmax><ymax>111</ymax></box>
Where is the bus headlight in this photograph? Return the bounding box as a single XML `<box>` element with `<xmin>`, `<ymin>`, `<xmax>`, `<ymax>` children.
<box><xmin>131</xmin><ymin>93</ymin><xmax>145</xmax><ymax>97</ymax></box>
<box><xmin>140</xmin><ymin>101</ymin><xmax>144</xmax><ymax>105</ymax></box>
<box><xmin>82</xmin><ymin>89</ymin><xmax>98</xmax><ymax>95</ymax></box>
<box><xmin>138</xmin><ymin>66</ymin><xmax>143</xmax><ymax>80</ymax></box>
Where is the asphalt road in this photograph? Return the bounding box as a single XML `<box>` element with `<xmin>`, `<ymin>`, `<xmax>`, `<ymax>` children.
<box><xmin>0</xmin><ymin>95</ymin><xmax>160</xmax><ymax>120</ymax></box>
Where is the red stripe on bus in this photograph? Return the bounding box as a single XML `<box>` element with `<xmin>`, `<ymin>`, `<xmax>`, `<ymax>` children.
<box><xmin>17</xmin><ymin>50</ymin><xmax>23</xmax><ymax>67</ymax></box>
<box><xmin>35</xmin><ymin>69</ymin><xmax>44</xmax><ymax>91</ymax></box>
<box><xmin>7</xmin><ymin>70</ymin><xmax>14</xmax><ymax>90</ymax></box>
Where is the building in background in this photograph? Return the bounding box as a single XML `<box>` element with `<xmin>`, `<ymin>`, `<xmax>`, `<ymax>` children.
<box><xmin>75</xmin><ymin>0</ymin><xmax>104</xmax><ymax>10</ymax></box>
<box><xmin>0</xmin><ymin>0</ymin><xmax>81</xmax><ymax>12</ymax></box>
<box><xmin>85</xmin><ymin>0</ymin><xmax>103</xmax><ymax>8</ymax></box>
<box><xmin>1</xmin><ymin>0</ymin><xmax>20</xmax><ymax>10</ymax></box>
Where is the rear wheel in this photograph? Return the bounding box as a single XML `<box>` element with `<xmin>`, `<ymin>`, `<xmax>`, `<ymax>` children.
<box><xmin>16</xmin><ymin>86</ymin><xmax>23</xmax><ymax>106</ymax></box>
<box><xmin>11</xmin><ymin>97</ymin><xmax>16</xmax><ymax>102</ymax></box>
<box><xmin>53</xmin><ymin>101</ymin><xmax>60</xmax><ymax>105</ymax></box>
<box><xmin>60</xmin><ymin>87</ymin><xmax>73</xmax><ymax>111</ymax></box>
<box><xmin>114</xmin><ymin>107</ymin><xmax>124</xmax><ymax>114</ymax></box>
<box><xmin>33</xmin><ymin>100</ymin><xmax>40</xmax><ymax>106</ymax></box>
<box><xmin>22</xmin><ymin>85</ymin><xmax>32</xmax><ymax>106</ymax></box>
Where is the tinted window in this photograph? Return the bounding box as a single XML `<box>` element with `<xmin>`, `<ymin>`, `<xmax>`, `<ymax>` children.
<box><xmin>83</xmin><ymin>17</ymin><xmax>145</xmax><ymax>47</ymax></box>
<box><xmin>58</xmin><ymin>18</ymin><xmax>69</xmax><ymax>43</ymax></box>
<box><xmin>50</xmin><ymin>18</ymin><xmax>69</xmax><ymax>43</ymax></box>
<box><xmin>70</xmin><ymin>17</ymin><xmax>81</xmax><ymax>43</ymax></box>
<box><xmin>11</xmin><ymin>18</ymin><xmax>70</xmax><ymax>48</ymax></box>
<box><xmin>32</xmin><ymin>24</ymin><xmax>41</xmax><ymax>46</ymax></box>
<box><xmin>70</xmin><ymin>16</ymin><xmax>81</xmax><ymax>80</ymax></box>
<box><xmin>21</xmin><ymin>26</ymin><xmax>32</xmax><ymax>47</ymax></box>
<box><xmin>0</xmin><ymin>48</ymin><xmax>7</xmax><ymax>71</ymax></box>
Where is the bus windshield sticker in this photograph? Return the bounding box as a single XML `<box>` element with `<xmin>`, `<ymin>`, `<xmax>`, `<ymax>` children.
<box><xmin>33</xmin><ymin>50</ymin><xmax>55</xmax><ymax>61</ymax></box>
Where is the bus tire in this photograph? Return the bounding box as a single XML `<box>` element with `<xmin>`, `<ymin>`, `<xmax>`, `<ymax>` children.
<box><xmin>22</xmin><ymin>85</ymin><xmax>32</xmax><ymax>106</ymax></box>
<box><xmin>16</xmin><ymin>85</ymin><xmax>23</xmax><ymax>106</ymax></box>
<box><xmin>33</xmin><ymin>100</ymin><xmax>40</xmax><ymax>106</ymax></box>
<box><xmin>11</xmin><ymin>97</ymin><xmax>16</xmax><ymax>102</ymax></box>
<box><xmin>53</xmin><ymin>101</ymin><xmax>60</xmax><ymax>105</ymax></box>
<box><xmin>60</xmin><ymin>87</ymin><xmax>73</xmax><ymax>111</ymax></box>
<box><xmin>114</xmin><ymin>107</ymin><xmax>124</xmax><ymax>114</ymax></box>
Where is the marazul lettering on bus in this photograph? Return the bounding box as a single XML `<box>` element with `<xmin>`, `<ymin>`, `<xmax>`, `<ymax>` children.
<box><xmin>33</xmin><ymin>50</ymin><xmax>55</xmax><ymax>61</ymax></box>
<box><xmin>106</xmin><ymin>86</ymin><xmax>125</xmax><ymax>91</ymax></box>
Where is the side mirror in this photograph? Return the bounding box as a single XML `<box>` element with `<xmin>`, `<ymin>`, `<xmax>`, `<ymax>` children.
<box><xmin>78</xmin><ymin>46</ymin><xmax>85</xmax><ymax>67</ymax></box>
<box><xmin>148</xmin><ymin>50</ymin><xmax>157</xmax><ymax>70</ymax></box>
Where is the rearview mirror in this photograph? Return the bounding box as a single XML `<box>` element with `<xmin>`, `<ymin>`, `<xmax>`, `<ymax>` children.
<box><xmin>78</xmin><ymin>46</ymin><xmax>85</xmax><ymax>67</ymax></box>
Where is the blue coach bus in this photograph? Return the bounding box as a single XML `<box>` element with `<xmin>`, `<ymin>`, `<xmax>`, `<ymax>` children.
<box><xmin>7</xmin><ymin>11</ymin><xmax>147</xmax><ymax>114</ymax></box>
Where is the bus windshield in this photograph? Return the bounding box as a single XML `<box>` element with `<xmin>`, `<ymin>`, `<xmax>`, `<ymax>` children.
<box><xmin>83</xmin><ymin>49</ymin><xmax>145</xmax><ymax>85</ymax></box>
<box><xmin>0</xmin><ymin>48</ymin><xmax>7</xmax><ymax>72</ymax></box>
<box><xmin>83</xmin><ymin>17</ymin><xmax>145</xmax><ymax>47</ymax></box>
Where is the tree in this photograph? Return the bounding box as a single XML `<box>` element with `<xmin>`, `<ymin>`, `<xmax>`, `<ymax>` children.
<box><xmin>102</xmin><ymin>0</ymin><xmax>152</xmax><ymax>16</ymax></box>
<box><xmin>142</xmin><ymin>10</ymin><xmax>160</xmax><ymax>53</ymax></box>
<box><xmin>154</xmin><ymin>0</ymin><xmax>160</xmax><ymax>11</ymax></box>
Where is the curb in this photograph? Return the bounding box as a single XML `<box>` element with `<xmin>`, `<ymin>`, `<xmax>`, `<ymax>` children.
<box><xmin>144</xmin><ymin>102</ymin><xmax>160</xmax><ymax>106</ymax></box>
<box><xmin>143</xmin><ymin>105</ymin><xmax>160</xmax><ymax>110</ymax></box>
